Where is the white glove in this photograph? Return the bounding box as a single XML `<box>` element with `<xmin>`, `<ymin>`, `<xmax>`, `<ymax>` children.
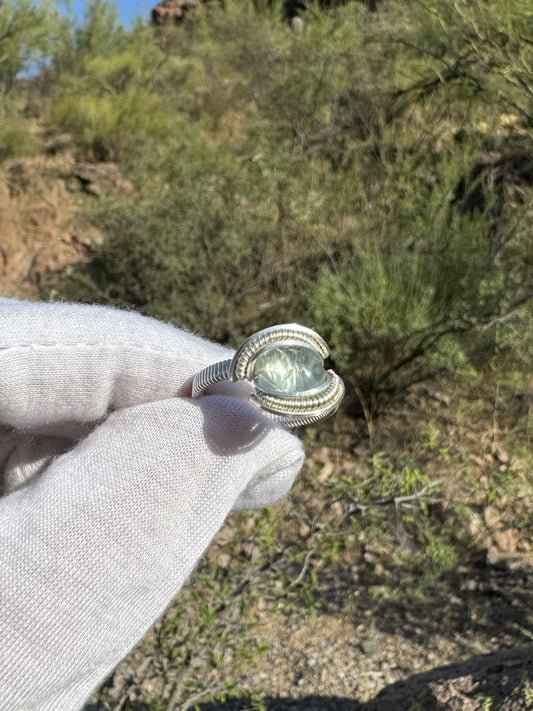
<box><xmin>0</xmin><ymin>298</ymin><xmax>304</xmax><ymax>711</ymax></box>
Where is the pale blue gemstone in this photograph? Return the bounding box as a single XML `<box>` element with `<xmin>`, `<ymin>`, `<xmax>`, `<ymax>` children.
<box><xmin>252</xmin><ymin>345</ymin><xmax>326</xmax><ymax>395</ymax></box>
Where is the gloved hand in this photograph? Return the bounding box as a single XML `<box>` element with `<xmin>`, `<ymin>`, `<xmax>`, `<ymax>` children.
<box><xmin>0</xmin><ymin>298</ymin><xmax>304</xmax><ymax>711</ymax></box>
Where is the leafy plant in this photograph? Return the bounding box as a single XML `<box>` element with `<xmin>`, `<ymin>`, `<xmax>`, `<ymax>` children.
<box><xmin>0</xmin><ymin>0</ymin><xmax>64</xmax><ymax>96</ymax></box>
<box><xmin>0</xmin><ymin>116</ymin><xmax>37</xmax><ymax>157</ymax></box>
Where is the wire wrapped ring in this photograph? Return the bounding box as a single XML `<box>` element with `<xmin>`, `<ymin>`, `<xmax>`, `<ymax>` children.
<box><xmin>192</xmin><ymin>324</ymin><xmax>344</xmax><ymax>428</ymax></box>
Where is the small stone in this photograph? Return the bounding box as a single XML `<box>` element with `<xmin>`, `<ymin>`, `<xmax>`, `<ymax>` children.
<box><xmin>252</xmin><ymin>344</ymin><xmax>326</xmax><ymax>395</ymax></box>
<box><xmin>373</xmin><ymin>562</ymin><xmax>384</xmax><ymax>577</ymax></box>
<box><xmin>216</xmin><ymin>553</ymin><xmax>231</xmax><ymax>569</ymax></box>
<box><xmin>361</xmin><ymin>639</ymin><xmax>382</xmax><ymax>656</ymax></box>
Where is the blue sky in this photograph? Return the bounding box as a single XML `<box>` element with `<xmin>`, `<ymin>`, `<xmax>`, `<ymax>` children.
<box><xmin>118</xmin><ymin>0</ymin><xmax>155</xmax><ymax>25</ymax></box>
<box><xmin>70</xmin><ymin>0</ymin><xmax>156</xmax><ymax>28</ymax></box>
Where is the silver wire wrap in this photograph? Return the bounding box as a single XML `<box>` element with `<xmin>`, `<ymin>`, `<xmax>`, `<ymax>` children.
<box><xmin>191</xmin><ymin>324</ymin><xmax>344</xmax><ymax>428</ymax></box>
<box><xmin>191</xmin><ymin>359</ymin><xmax>233</xmax><ymax>397</ymax></box>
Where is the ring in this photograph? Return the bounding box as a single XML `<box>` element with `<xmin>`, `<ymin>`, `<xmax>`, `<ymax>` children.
<box><xmin>192</xmin><ymin>323</ymin><xmax>344</xmax><ymax>427</ymax></box>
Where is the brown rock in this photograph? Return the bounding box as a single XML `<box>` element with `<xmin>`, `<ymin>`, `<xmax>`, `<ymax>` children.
<box><xmin>67</xmin><ymin>162</ymin><xmax>134</xmax><ymax>198</ymax></box>
<box><xmin>484</xmin><ymin>506</ymin><xmax>518</xmax><ymax>554</ymax></box>
<box><xmin>359</xmin><ymin>646</ymin><xmax>533</xmax><ymax>711</ymax></box>
<box><xmin>151</xmin><ymin>0</ymin><xmax>200</xmax><ymax>25</ymax></box>
<box><xmin>44</xmin><ymin>134</ymin><xmax>72</xmax><ymax>156</ymax></box>
<box><xmin>0</xmin><ymin>158</ymin><xmax>102</xmax><ymax>297</ymax></box>
<box><xmin>484</xmin><ymin>506</ymin><xmax>500</xmax><ymax>530</ymax></box>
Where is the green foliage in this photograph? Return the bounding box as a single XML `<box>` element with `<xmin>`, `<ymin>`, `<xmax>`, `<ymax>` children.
<box><xmin>54</xmin><ymin>138</ymin><xmax>270</xmax><ymax>339</ymax></box>
<box><xmin>306</xmin><ymin>182</ymin><xmax>530</xmax><ymax>396</ymax></box>
<box><xmin>0</xmin><ymin>0</ymin><xmax>64</xmax><ymax>96</ymax></box>
<box><xmin>50</xmin><ymin>87</ymin><xmax>172</xmax><ymax>154</ymax></box>
<box><xmin>35</xmin><ymin>0</ymin><xmax>533</xmax><ymax>397</ymax></box>
<box><xmin>0</xmin><ymin>115</ymin><xmax>36</xmax><ymax>158</ymax></box>
<box><xmin>49</xmin><ymin>20</ymin><xmax>172</xmax><ymax>156</ymax></box>
<box><xmin>370</xmin><ymin>452</ymin><xmax>430</xmax><ymax>498</ymax></box>
<box><xmin>414</xmin><ymin>0</ymin><xmax>533</xmax><ymax>125</ymax></box>
<box><xmin>74</xmin><ymin>0</ymin><xmax>121</xmax><ymax>56</ymax></box>
<box><xmin>301</xmin><ymin>1</ymin><xmax>533</xmax><ymax>399</ymax></box>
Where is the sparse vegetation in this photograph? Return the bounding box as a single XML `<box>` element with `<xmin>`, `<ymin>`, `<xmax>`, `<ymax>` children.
<box><xmin>39</xmin><ymin>0</ymin><xmax>533</xmax><ymax>402</ymax></box>
<box><xmin>1</xmin><ymin>0</ymin><xmax>532</xmax><ymax>708</ymax></box>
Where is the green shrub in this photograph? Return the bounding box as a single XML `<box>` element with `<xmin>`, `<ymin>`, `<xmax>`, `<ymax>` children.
<box><xmin>49</xmin><ymin>87</ymin><xmax>173</xmax><ymax>155</ymax></box>
<box><xmin>0</xmin><ymin>0</ymin><xmax>65</xmax><ymax>96</ymax></box>
<box><xmin>49</xmin><ymin>21</ymin><xmax>175</xmax><ymax>157</ymax></box>
<box><xmin>53</xmin><ymin>140</ymin><xmax>271</xmax><ymax>340</ymax></box>
<box><xmin>0</xmin><ymin>115</ymin><xmax>38</xmax><ymax>158</ymax></box>
<box><xmin>299</xmin><ymin>0</ymin><xmax>533</xmax><ymax>400</ymax></box>
<box><xmin>47</xmin><ymin>0</ymin><xmax>533</xmax><ymax>400</ymax></box>
<box><xmin>307</xmin><ymin>168</ymin><xmax>531</xmax><ymax>400</ymax></box>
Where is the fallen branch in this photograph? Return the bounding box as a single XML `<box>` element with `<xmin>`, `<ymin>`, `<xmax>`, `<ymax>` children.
<box><xmin>346</xmin><ymin>481</ymin><xmax>443</xmax><ymax>517</ymax></box>
<box><xmin>289</xmin><ymin>549</ymin><xmax>315</xmax><ymax>587</ymax></box>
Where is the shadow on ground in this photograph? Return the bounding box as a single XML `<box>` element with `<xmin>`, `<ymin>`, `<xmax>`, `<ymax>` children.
<box><xmin>361</xmin><ymin>645</ymin><xmax>533</xmax><ymax>711</ymax></box>
<box><xmin>198</xmin><ymin>645</ymin><xmax>533</xmax><ymax>710</ymax></box>
<box><xmin>198</xmin><ymin>696</ymin><xmax>358</xmax><ymax>710</ymax></box>
<box><xmin>308</xmin><ymin>560</ymin><xmax>533</xmax><ymax>650</ymax></box>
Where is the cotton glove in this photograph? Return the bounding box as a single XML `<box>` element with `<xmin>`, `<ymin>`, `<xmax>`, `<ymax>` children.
<box><xmin>0</xmin><ymin>298</ymin><xmax>304</xmax><ymax>711</ymax></box>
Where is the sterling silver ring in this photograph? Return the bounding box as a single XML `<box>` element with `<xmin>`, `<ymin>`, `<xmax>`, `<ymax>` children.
<box><xmin>192</xmin><ymin>323</ymin><xmax>344</xmax><ymax>427</ymax></box>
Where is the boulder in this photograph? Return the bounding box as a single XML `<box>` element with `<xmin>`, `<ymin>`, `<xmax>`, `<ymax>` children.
<box><xmin>66</xmin><ymin>163</ymin><xmax>134</xmax><ymax>198</ymax></box>
<box><xmin>359</xmin><ymin>645</ymin><xmax>533</xmax><ymax>711</ymax></box>
<box><xmin>151</xmin><ymin>0</ymin><xmax>201</xmax><ymax>25</ymax></box>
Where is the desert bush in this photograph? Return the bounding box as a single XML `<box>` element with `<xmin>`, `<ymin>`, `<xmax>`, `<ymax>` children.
<box><xmin>48</xmin><ymin>13</ymin><xmax>175</xmax><ymax>157</ymax></box>
<box><xmin>53</xmin><ymin>138</ymin><xmax>273</xmax><ymax>341</ymax></box>
<box><xmin>0</xmin><ymin>0</ymin><xmax>65</xmax><ymax>97</ymax></box>
<box><xmin>298</xmin><ymin>0</ymin><xmax>533</xmax><ymax>400</ymax></box>
<box><xmin>49</xmin><ymin>87</ymin><xmax>173</xmax><ymax>156</ymax></box>
<box><xmin>71</xmin><ymin>0</ymin><xmax>123</xmax><ymax>56</ymax></box>
<box><xmin>402</xmin><ymin>0</ymin><xmax>533</xmax><ymax>127</ymax></box>
<box><xmin>307</xmin><ymin>141</ymin><xmax>533</xmax><ymax>399</ymax></box>
<box><xmin>46</xmin><ymin>0</ymin><xmax>533</xmax><ymax>401</ymax></box>
<box><xmin>0</xmin><ymin>116</ymin><xmax>37</xmax><ymax>158</ymax></box>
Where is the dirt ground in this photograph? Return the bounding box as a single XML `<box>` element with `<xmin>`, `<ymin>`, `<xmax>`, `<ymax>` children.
<box><xmin>83</xmin><ymin>486</ymin><xmax>533</xmax><ymax>710</ymax></box>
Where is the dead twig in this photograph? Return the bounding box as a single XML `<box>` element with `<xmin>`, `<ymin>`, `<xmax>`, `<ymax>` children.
<box><xmin>289</xmin><ymin>549</ymin><xmax>314</xmax><ymax>587</ymax></box>
<box><xmin>113</xmin><ymin>656</ymin><xmax>152</xmax><ymax>711</ymax></box>
<box><xmin>354</xmin><ymin>383</ymin><xmax>374</xmax><ymax>446</ymax></box>
<box><xmin>164</xmin><ymin>665</ymin><xmax>190</xmax><ymax>711</ymax></box>
<box><xmin>180</xmin><ymin>681</ymin><xmax>223</xmax><ymax>711</ymax></box>
<box><xmin>346</xmin><ymin>481</ymin><xmax>443</xmax><ymax>517</ymax></box>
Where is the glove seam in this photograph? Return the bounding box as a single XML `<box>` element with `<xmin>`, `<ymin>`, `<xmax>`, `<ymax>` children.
<box><xmin>0</xmin><ymin>342</ymin><xmax>194</xmax><ymax>357</ymax></box>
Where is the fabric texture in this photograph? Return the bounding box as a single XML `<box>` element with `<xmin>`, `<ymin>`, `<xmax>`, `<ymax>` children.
<box><xmin>0</xmin><ymin>298</ymin><xmax>304</xmax><ymax>710</ymax></box>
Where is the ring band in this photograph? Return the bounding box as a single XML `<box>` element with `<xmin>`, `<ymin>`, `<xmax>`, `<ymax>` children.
<box><xmin>192</xmin><ymin>323</ymin><xmax>344</xmax><ymax>427</ymax></box>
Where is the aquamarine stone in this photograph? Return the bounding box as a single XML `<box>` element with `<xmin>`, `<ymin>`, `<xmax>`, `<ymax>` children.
<box><xmin>252</xmin><ymin>345</ymin><xmax>326</xmax><ymax>395</ymax></box>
